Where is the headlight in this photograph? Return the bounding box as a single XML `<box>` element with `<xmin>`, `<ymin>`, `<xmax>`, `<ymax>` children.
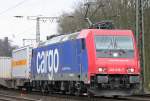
<box><xmin>98</xmin><ymin>67</ymin><xmax>106</xmax><ymax>73</ymax></box>
<box><xmin>127</xmin><ymin>68</ymin><xmax>135</xmax><ymax>73</ymax></box>
<box><xmin>98</xmin><ymin>68</ymin><xmax>103</xmax><ymax>72</ymax></box>
<box><xmin>130</xmin><ymin>68</ymin><xmax>134</xmax><ymax>72</ymax></box>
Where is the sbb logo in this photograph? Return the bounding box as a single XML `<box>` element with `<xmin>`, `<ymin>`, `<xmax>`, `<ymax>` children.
<box><xmin>36</xmin><ymin>48</ymin><xmax>59</xmax><ymax>79</ymax></box>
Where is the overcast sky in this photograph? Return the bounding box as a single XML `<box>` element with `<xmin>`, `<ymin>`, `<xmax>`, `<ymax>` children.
<box><xmin>0</xmin><ymin>0</ymin><xmax>80</xmax><ymax>46</ymax></box>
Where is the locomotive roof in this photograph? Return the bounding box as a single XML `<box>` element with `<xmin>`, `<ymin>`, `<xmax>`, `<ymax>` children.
<box><xmin>92</xmin><ymin>29</ymin><xmax>133</xmax><ymax>35</ymax></box>
<box><xmin>78</xmin><ymin>29</ymin><xmax>134</xmax><ymax>38</ymax></box>
<box><xmin>43</xmin><ymin>32</ymin><xmax>79</xmax><ymax>46</ymax></box>
<box><xmin>41</xmin><ymin>29</ymin><xmax>134</xmax><ymax>46</ymax></box>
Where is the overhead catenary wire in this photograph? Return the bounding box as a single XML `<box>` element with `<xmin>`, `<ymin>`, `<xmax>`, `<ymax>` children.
<box><xmin>0</xmin><ymin>0</ymin><xmax>29</xmax><ymax>16</ymax></box>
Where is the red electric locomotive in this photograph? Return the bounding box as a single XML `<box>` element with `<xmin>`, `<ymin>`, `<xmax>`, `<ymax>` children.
<box><xmin>29</xmin><ymin>21</ymin><xmax>140</xmax><ymax>97</ymax></box>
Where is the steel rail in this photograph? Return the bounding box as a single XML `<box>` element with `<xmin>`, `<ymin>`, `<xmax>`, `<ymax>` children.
<box><xmin>0</xmin><ymin>93</ymin><xmax>39</xmax><ymax>101</ymax></box>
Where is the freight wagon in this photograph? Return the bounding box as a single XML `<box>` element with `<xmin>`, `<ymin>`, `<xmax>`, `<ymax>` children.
<box><xmin>0</xmin><ymin>57</ymin><xmax>12</xmax><ymax>88</ymax></box>
<box><xmin>11</xmin><ymin>46</ymin><xmax>32</xmax><ymax>88</ymax></box>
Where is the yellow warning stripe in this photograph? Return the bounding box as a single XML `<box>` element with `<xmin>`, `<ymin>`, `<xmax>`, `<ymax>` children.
<box><xmin>12</xmin><ymin>59</ymin><xmax>27</xmax><ymax>67</ymax></box>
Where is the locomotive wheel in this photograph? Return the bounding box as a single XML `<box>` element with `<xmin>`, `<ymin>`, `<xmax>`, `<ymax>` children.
<box><xmin>68</xmin><ymin>82</ymin><xmax>75</xmax><ymax>95</ymax></box>
<box><xmin>26</xmin><ymin>86</ymin><xmax>32</xmax><ymax>93</ymax></box>
<box><xmin>69</xmin><ymin>87</ymin><xmax>75</xmax><ymax>95</ymax></box>
<box><xmin>113</xmin><ymin>95</ymin><xmax>119</xmax><ymax>98</ymax></box>
<box><xmin>41</xmin><ymin>85</ymin><xmax>49</xmax><ymax>95</ymax></box>
<box><xmin>75</xmin><ymin>91</ymin><xmax>80</xmax><ymax>96</ymax></box>
<box><xmin>41</xmin><ymin>86</ymin><xmax>45</xmax><ymax>95</ymax></box>
<box><xmin>61</xmin><ymin>90</ymin><xmax>66</xmax><ymax>95</ymax></box>
<box><xmin>74</xmin><ymin>88</ymin><xmax>81</xmax><ymax>96</ymax></box>
<box><xmin>87</xmin><ymin>90</ymin><xmax>94</xmax><ymax>98</ymax></box>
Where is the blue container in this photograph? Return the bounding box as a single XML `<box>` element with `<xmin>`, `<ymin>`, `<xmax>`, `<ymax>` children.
<box><xmin>31</xmin><ymin>39</ymin><xmax>88</xmax><ymax>81</ymax></box>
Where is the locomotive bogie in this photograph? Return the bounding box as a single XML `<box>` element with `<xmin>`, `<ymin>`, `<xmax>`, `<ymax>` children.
<box><xmin>90</xmin><ymin>74</ymin><xmax>140</xmax><ymax>89</ymax></box>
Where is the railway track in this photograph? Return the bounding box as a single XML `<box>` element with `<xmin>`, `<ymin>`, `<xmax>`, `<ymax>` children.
<box><xmin>1</xmin><ymin>88</ymin><xmax>150</xmax><ymax>101</ymax></box>
<box><xmin>28</xmin><ymin>93</ymin><xmax>150</xmax><ymax>101</ymax></box>
<box><xmin>92</xmin><ymin>95</ymin><xmax>150</xmax><ymax>101</ymax></box>
<box><xmin>0</xmin><ymin>93</ymin><xmax>39</xmax><ymax>101</ymax></box>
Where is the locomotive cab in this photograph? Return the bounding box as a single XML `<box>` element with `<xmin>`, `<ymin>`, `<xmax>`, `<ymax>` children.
<box><xmin>80</xmin><ymin>29</ymin><xmax>141</xmax><ymax>96</ymax></box>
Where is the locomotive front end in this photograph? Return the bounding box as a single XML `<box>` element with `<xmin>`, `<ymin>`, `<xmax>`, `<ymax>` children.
<box><xmin>88</xmin><ymin>30</ymin><xmax>141</xmax><ymax>96</ymax></box>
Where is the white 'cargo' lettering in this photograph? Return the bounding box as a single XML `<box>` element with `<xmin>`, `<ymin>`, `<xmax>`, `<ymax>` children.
<box><xmin>54</xmin><ymin>49</ymin><xmax>59</xmax><ymax>73</ymax></box>
<box><xmin>40</xmin><ymin>51</ymin><xmax>45</xmax><ymax>73</ymax></box>
<box><xmin>36</xmin><ymin>48</ymin><xmax>59</xmax><ymax>78</ymax></box>
<box><xmin>36</xmin><ymin>52</ymin><xmax>41</xmax><ymax>74</ymax></box>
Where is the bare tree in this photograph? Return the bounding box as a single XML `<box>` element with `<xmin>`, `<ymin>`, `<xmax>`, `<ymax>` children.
<box><xmin>0</xmin><ymin>37</ymin><xmax>17</xmax><ymax>57</ymax></box>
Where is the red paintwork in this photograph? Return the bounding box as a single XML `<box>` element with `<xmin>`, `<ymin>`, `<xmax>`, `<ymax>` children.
<box><xmin>78</xmin><ymin>29</ymin><xmax>140</xmax><ymax>83</ymax></box>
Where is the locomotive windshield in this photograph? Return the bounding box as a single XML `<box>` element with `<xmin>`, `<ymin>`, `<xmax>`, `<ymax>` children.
<box><xmin>95</xmin><ymin>35</ymin><xmax>134</xmax><ymax>58</ymax></box>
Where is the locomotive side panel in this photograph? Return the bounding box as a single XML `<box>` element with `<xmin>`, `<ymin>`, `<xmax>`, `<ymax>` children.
<box><xmin>31</xmin><ymin>39</ymin><xmax>88</xmax><ymax>81</ymax></box>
